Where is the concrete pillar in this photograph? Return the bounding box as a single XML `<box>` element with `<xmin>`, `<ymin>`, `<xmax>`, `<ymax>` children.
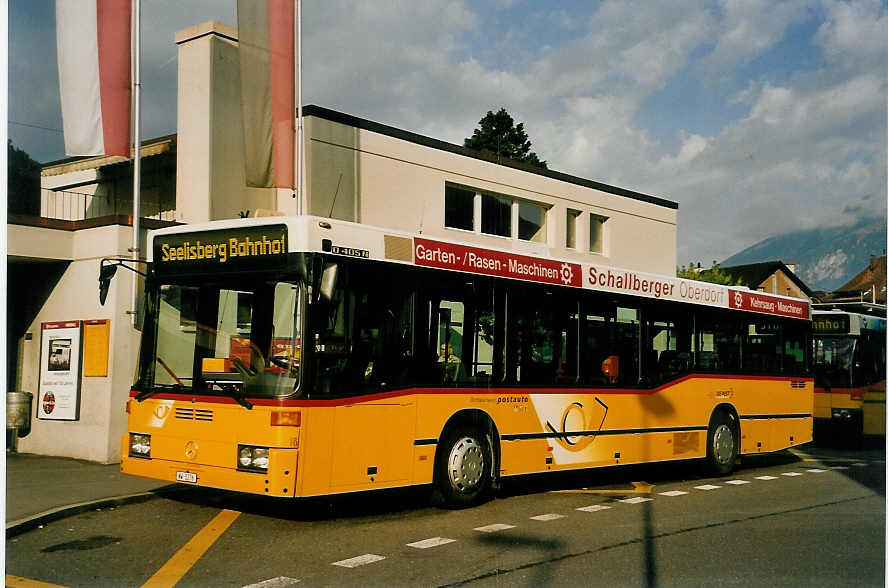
<box><xmin>174</xmin><ymin>22</ymin><xmax>274</xmax><ymax>223</ymax></box>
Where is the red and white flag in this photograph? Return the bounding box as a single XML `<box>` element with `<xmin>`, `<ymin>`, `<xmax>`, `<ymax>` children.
<box><xmin>56</xmin><ymin>0</ymin><xmax>132</xmax><ymax>157</ymax></box>
<box><xmin>238</xmin><ymin>0</ymin><xmax>295</xmax><ymax>188</ymax></box>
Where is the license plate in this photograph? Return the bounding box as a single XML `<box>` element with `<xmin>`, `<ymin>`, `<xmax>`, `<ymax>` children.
<box><xmin>176</xmin><ymin>471</ymin><xmax>198</xmax><ymax>483</ymax></box>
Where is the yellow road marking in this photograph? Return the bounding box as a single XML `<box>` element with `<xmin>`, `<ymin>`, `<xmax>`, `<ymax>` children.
<box><xmin>5</xmin><ymin>575</ymin><xmax>69</xmax><ymax>588</ymax></box>
<box><xmin>552</xmin><ymin>481</ymin><xmax>654</xmax><ymax>495</ymax></box>
<box><xmin>141</xmin><ymin>509</ymin><xmax>240</xmax><ymax>588</ymax></box>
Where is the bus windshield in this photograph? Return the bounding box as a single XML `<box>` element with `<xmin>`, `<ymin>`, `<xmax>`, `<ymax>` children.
<box><xmin>813</xmin><ymin>337</ymin><xmax>855</xmax><ymax>389</ymax></box>
<box><xmin>141</xmin><ymin>279</ymin><xmax>303</xmax><ymax>399</ymax></box>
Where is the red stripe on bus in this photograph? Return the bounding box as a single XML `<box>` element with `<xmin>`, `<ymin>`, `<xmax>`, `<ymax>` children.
<box><xmin>129</xmin><ymin>374</ymin><xmax>813</xmax><ymax>407</ymax></box>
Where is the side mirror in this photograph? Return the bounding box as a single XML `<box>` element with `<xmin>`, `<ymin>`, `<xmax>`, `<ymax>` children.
<box><xmin>99</xmin><ymin>263</ymin><xmax>118</xmax><ymax>306</ymax></box>
<box><xmin>319</xmin><ymin>262</ymin><xmax>339</xmax><ymax>301</ymax></box>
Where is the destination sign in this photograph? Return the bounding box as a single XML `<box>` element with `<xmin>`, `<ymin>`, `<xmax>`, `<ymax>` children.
<box><xmin>153</xmin><ymin>225</ymin><xmax>288</xmax><ymax>273</ymax></box>
<box><xmin>812</xmin><ymin>314</ymin><xmax>850</xmax><ymax>334</ymax></box>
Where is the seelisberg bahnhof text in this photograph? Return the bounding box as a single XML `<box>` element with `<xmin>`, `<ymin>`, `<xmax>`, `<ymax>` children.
<box><xmin>158</xmin><ymin>233</ymin><xmax>287</xmax><ymax>264</ymax></box>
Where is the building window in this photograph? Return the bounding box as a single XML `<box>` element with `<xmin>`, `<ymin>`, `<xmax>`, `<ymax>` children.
<box><xmin>590</xmin><ymin>214</ymin><xmax>608</xmax><ymax>254</ymax></box>
<box><xmin>566</xmin><ymin>209</ymin><xmax>580</xmax><ymax>249</ymax></box>
<box><xmin>481</xmin><ymin>193</ymin><xmax>512</xmax><ymax>238</ymax></box>
<box><xmin>444</xmin><ymin>185</ymin><xmax>475</xmax><ymax>231</ymax></box>
<box><xmin>518</xmin><ymin>201</ymin><xmax>546</xmax><ymax>243</ymax></box>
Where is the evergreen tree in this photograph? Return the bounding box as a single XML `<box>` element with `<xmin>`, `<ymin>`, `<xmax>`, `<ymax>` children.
<box><xmin>464</xmin><ymin>108</ymin><xmax>547</xmax><ymax>169</ymax></box>
<box><xmin>8</xmin><ymin>141</ymin><xmax>41</xmax><ymax>215</ymax></box>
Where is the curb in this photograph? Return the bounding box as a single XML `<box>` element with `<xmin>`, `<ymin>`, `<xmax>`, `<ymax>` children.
<box><xmin>6</xmin><ymin>485</ymin><xmax>185</xmax><ymax>538</ymax></box>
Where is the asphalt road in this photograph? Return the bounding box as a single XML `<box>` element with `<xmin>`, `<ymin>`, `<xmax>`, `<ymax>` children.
<box><xmin>6</xmin><ymin>444</ymin><xmax>885</xmax><ymax>587</ymax></box>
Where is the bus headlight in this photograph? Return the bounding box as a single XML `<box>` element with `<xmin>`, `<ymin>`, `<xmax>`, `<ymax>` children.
<box><xmin>129</xmin><ymin>433</ymin><xmax>151</xmax><ymax>458</ymax></box>
<box><xmin>237</xmin><ymin>445</ymin><xmax>270</xmax><ymax>472</ymax></box>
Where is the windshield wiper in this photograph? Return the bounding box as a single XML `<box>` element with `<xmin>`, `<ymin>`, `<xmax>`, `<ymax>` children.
<box><xmin>135</xmin><ymin>383</ymin><xmax>183</xmax><ymax>402</ymax></box>
<box><xmin>211</xmin><ymin>382</ymin><xmax>254</xmax><ymax>410</ymax></box>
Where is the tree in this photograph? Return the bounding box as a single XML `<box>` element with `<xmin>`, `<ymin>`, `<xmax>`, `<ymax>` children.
<box><xmin>677</xmin><ymin>262</ymin><xmax>742</xmax><ymax>286</ymax></box>
<box><xmin>464</xmin><ymin>108</ymin><xmax>547</xmax><ymax>169</ymax></box>
<box><xmin>8</xmin><ymin>141</ymin><xmax>41</xmax><ymax>215</ymax></box>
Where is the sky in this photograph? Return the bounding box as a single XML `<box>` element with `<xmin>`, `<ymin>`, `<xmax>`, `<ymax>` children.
<box><xmin>8</xmin><ymin>0</ymin><xmax>887</xmax><ymax>266</ymax></box>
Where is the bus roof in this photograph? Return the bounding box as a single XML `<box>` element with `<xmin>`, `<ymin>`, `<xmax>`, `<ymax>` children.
<box><xmin>148</xmin><ymin>215</ymin><xmax>810</xmax><ymax>320</ymax></box>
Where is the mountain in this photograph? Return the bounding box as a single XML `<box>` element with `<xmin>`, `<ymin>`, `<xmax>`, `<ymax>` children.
<box><xmin>721</xmin><ymin>216</ymin><xmax>887</xmax><ymax>292</ymax></box>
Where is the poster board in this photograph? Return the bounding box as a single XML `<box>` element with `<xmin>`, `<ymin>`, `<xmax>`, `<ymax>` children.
<box><xmin>38</xmin><ymin>321</ymin><xmax>83</xmax><ymax>421</ymax></box>
<box><xmin>83</xmin><ymin>319</ymin><xmax>110</xmax><ymax>377</ymax></box>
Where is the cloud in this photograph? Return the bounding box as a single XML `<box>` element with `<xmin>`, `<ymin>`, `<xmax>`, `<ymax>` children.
<box><xmin>699</xmin><ymin>0</ymin><xmax>813</xmax><ymax>78</ymax></box>
<box><xmin>815</xmin><ymin>0</ymin><xmax>888</xmax><ymax>67</ymax></box>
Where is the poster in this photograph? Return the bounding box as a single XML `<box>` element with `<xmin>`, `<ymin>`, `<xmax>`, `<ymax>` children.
<box><xmin>38</xmin><ymin>321</ymin><xmax>83</xmax><ymax>421</ymax></box>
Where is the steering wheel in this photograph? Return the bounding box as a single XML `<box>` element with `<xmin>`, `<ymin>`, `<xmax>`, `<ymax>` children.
<box><xmin>270</xmin><ymin>354</ymin><xmax>300</xmax><ymax>375</ymax></box>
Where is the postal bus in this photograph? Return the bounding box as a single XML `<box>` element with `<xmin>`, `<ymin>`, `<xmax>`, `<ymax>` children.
<box><xmin>112</xmin><ymin>215</ymin><xmax>813</xmax><ymax>507</ymax></box>
<box><xmin>812</xmin><ymin>309</ymin><xmax>886</xmax><ymax>438</ymax></box>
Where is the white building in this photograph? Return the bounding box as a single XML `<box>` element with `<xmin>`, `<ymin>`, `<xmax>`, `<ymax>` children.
<box><xmin>7</xmin><ymin>22</ymin><xmax>677</xmax><ymax>463</ymax></box>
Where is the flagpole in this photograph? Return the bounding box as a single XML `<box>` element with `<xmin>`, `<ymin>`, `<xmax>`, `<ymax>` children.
<box><xmin>130</xmin><ymin>0</ymin><xmax>142</xmax><ymax>327</ymax></box>
<box><xmin>296</xmin><ymin>0</ymin><xmax>304</xmax><ymax>215</ymax></box>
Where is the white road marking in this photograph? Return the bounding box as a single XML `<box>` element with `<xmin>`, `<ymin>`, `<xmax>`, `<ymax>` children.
<box><xmin>576</xmin><ymin>504</ymin><xmax>612</xmax><ymax>513</ymax></box>
<box><xmin>530</xmin><ymin>513</ymin><xmax>565</xmax><ymax>521</ymax></box>
<box><xmin>332</xmin><ymin>554</ymin><xmax>386</xmax><ymax>568</ymax></box>
<box><xmin>755</xmin><ymin>476</ymin><xmax>778</xmax><ymax>480</ymax></box>
<box><xmin>781</xmin><ymin>472</ymin><xmax>803</xmax><ymax>477</ymax></box>
<box><xmin>659</xmin><ymin>490</ymin><xmax>688</xmax><ymax>497</ymax></box>
<box><xmin>695</xmin><ymin>484</ymin><xmax>721</xmax><ymax>490</ymax></box>
<box><xmin>830</xmin><ymin>466</ymin><xmax>849</xmax><ymax>470</ymax></box>
<box><xmin>620</xmin><ymin>497</ymin><xmax>653</xmax><ymax>504</ymax></box>
<box><xmin>474</xmin><ymin>523</ymin><xmax>516</xmax><ymax>533</ymax></box>
<box><xmin>806</xmin><ymin>469</ymin><xmax>827</xmax><ymax>473</ymax></box>
<box><xmin>407</xmin><ymin>537</ymin><xmax>456</xmax><ymax>549</ymax></box>
<box><xmin>724</xmin><ymin>480</ymin><xmax>750</xmax><ymax>485</ymax></box>
<box><xmin>241</xmin><ymin>577</ymin><xmax>301</xmax><ymax>588</ymax></box>
<box><xmin>852</xmin><ymin>463</ymin><xmax>869</xmax><ymax>467</ymax></box>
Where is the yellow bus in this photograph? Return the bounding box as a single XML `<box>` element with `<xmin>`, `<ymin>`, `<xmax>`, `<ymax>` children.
<box><xmin>812</xmin><ymin>309</ymin><xmax>886</xmax><ymax>439</ymax></box>
<box><xmin>112</xmin><ymin>216</ymin><xmax>813</xmax><ymax>507</ymax></box>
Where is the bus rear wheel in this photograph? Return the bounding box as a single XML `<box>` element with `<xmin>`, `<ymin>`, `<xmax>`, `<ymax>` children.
<box><xmin>706</xmin><ymin>412</ymin><xmax>738</xmax><ymax>476</ymax></box>
<box><xmin>434</xmin><ymin>426</ymin><xmax>492</xmax><ymax>508</ymax></box>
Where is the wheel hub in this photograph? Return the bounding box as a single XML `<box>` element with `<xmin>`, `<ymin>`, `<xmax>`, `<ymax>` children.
<box><xmin>447</xmin><ymin>436</ymin><xmax>484</xmax><ymax>493</ymax></box>
<box><xmin>713</xmin><ymin>424</ymin><xmax>734</xmax><ymax>464</ymax></box>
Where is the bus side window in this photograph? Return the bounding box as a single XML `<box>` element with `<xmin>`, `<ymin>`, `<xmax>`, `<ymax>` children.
<box><xmin>434</xmin><ymin>300</ymin><xmax>467</xmax><ymax>384</ymax></box>
<box><xmin>614</xmin><ymin>306</ymin><xmax>641</xmax><ymax>385</ymax></box>
<box><xmin>645</xmin><ymin>310</ymin><xmax>692</xmax><ymax>384</ymax></box>
<box><xmin>507</xmin><ymin>288</ymin><xmax>555</xmax><ymax>385</ymax></box>
<box><xmin>780</xmin><ymin>321</ymin><xmax>807</xmax><ymax>376</ymax></box>
<box><xmin>580</xmin><ymin>306</ymin><xmax>611</xmax><ymax>385</ymax></box>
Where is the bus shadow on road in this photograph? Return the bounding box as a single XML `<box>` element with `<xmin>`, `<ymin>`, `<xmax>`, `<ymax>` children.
<box><xmin>153</xmin><ymin>448</ymin><xmax>840</xmax><ymax>521</ymax></box>
<box><xmin>496</xmin><ymin>450</ymin><xmax>805</xmax><ymax>500</ymax></box>
<box><xmin>154</xmin><ymin>484</ymin><xmax>438</xmax><ymax>522</ymax></box>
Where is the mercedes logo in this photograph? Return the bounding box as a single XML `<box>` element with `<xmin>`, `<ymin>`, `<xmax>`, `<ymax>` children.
<box><xmin>184</xmin><ymin>440</ymin><xmax>199</xmax><ymax>460</ymax></box>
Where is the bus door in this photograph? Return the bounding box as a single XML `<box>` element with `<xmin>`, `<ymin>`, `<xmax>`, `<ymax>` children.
<box><xmin>310</xmin><ymin>260</ymin><xmax>417</xmax><ymax>489</ymax></box>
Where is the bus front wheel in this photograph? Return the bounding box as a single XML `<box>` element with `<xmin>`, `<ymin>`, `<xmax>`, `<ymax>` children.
<box><xmin>706</xmin><ymin>411</ymin><xmax>738</xmax><ymax>476</ymax></box>
<box><xmin>434</xmin><ymin>426</ymin><xmax>492</xmax><ymax>508</ymax></box>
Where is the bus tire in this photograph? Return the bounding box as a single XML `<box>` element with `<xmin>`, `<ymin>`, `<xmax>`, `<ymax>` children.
<box><xmin>434</xmin><ymin>425</ymin><xmax>492</xmax><ymax>508</ymax></box>
<box><xmin>706</xmin><ymin>411</ymin><xmax>738</xmax><ymax>476</ymax></box>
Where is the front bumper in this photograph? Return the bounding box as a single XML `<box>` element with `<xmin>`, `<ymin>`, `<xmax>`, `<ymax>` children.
<box><xmin>120</xmin><ymin>439</ymin><xmax>298</xmax><ymax>498</ymax></box>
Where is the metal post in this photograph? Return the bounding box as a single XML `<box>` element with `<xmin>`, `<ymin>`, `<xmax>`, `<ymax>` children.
<box><xmin>130</xmin><ymin>0</ymin><xmax>142</xmax><ymax>327</ymax></box>
<box><xmin>296</xmin><ymin>0</ymin><xmax>304</xmax><ymax>215</ymax></box>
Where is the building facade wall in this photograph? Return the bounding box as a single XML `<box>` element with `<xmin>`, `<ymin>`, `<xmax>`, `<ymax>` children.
<box><xmin>15</xmin><ymin>225</ymin><xmax>145</xmax><ymax>463</ymax></box>
<box><xmin>756</xmin><ymin>270</ymin><xmax>810</xmax><ymax>300</ymax></box>
<box><xmin>306</xmin><ymin>116</ymin><xmax>677</xmax><ymax>274</ymax></box>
